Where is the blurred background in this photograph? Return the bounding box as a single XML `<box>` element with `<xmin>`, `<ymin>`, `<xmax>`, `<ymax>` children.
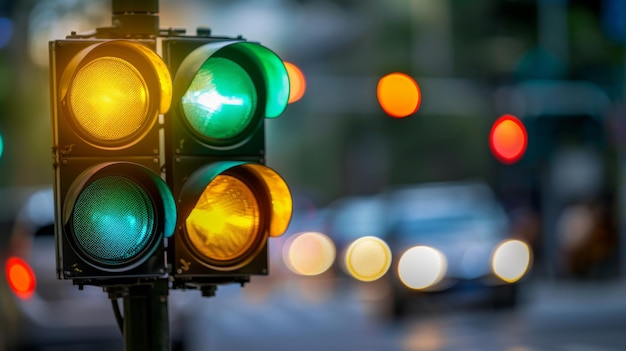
<box><xmin>2</xmin><ymin>0</ymin><xmax>626</xmax><ymax>350</ymax></box>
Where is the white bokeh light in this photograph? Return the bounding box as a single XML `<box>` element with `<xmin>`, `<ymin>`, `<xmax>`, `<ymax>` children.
<box><xmin>492</xmin><ymin>240</ymin><xmax>531</xmax><ymax>283</ymax></box>
<box><xmin>397</xmin><ymin>246</ymin><xmax>447</xmax><ymax>290</ymax></box>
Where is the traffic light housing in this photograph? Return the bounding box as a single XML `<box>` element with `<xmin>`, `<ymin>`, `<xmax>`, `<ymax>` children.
<box><xmin>162</xmin><ymin>37</ymin><xmax>292</xmax><ymax>289</ymax></box>
<box><xmin>50</xmin><ymin>29</ymin><xmax>292</xmax><ymax>292</ymax></box>
<box><xmin>50</xmin><ymin>39</ymin><xmax>176</xmax><ymax>283</ymax></box>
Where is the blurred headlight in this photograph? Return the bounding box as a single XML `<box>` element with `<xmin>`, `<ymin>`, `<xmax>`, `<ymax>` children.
<box><xmin>283</xmin><ymin>232</ymin><xmax>336</xmax><ymax>276</ymax></box>
<box><xmin>344</xmin><ymin>236</ymin><xmax>392</xmax><ymax>282</ymax></box>
<box><xmin>397</xmin><ymin>246</ymin><xmax>447</xmax><ymax>290</ymax></box>
<box><xmin>491</xmin><ymin>239</ymin><xmax>531</xmax><ymax>283</ymax></box>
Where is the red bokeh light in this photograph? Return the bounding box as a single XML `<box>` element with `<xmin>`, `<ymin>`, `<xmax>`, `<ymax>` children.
<box><xmin>489</xmin><ymin>114</ymin><xmax>528</xmax><ymax>165</ymax></box>
<box><xmin>5</xmin><ymin>256</ymin><xmax>36</xmax><ymax>299</ymax></box>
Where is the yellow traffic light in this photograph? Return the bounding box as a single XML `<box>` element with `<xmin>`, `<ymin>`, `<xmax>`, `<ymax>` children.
<box><xmin>186</xmin><ymin>174</ymin><xmax>261</xmax><ymax>264</ymax></box>
<box><xmin>69</xmin><ymin>58</ymin><xmax>149</xmax><ymax>141</ymax></box>
<box><xmin>57</xmin><ymin>40</ymin><xmax>171</xmax><ymax>150</ymax></box>
<box><xmin>174</xmin><ymin>161</ymin><xmax>291</xmax><ymax>275</ymax></box>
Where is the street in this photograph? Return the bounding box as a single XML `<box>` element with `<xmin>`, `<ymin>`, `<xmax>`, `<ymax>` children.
<box><xmin>183</xmin><ymin>278</ymin><xmax>626</xmax><ymax>351</ymax></box>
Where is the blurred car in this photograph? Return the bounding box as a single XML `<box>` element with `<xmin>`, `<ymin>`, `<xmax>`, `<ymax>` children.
<box><xmin>0</xmin><ymin>187</ymin><xmax>196</xmax><ymax>350</ymax></box>
<box><xmin>380</xmin><ymin>181</ymin><xmax>532</xmax><ymax>318</ymax></box>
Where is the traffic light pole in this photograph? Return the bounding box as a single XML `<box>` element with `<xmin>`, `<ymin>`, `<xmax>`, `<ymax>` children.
<box><xmin>123</xmin><ymin>280</ymin><xmax>170</xmax><ymax>351</ymax></box>
<box><xmin>106</xmin><ymin>280</ymin><xmax>170</xmax><ymax>351</ymax></box>
<box><xmin>111</xmin><ymin>0</ymin><xmax>159</xmax><ymax>37</ymax></box>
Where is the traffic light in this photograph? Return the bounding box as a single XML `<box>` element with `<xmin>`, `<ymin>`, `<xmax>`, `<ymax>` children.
<box><xmin>50</xmin><ymin>39</ymin><xmax>176</xmax><ymax>283</ymax></box>
<box><xmin>162</xmin><ymin>36</ymin><xmax>293</xmax><ymax>290</ymax></box>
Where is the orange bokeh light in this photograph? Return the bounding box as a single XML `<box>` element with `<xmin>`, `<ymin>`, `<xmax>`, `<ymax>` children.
<box><xmin>284</xmin><ymin>61</ymin><xmax>306</xmax><ymax>103</ymax></box>
<box><xmin>377</xmin><ymin>72</ymin><xmax>421</xmax><ymax>118</ymax></box>
<box><xmin>490</xmin><ymin>114</ymin><xmax>528</xmax><ymax>164</ymax></box>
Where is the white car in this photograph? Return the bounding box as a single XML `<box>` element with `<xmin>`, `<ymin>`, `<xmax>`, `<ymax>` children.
<box><xmin>380</xmin><ymin>181</ymin><xmax>532</xmax><ymax>318</ymax></box>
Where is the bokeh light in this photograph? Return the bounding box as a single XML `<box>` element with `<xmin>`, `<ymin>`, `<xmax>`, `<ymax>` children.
<box><xmin>489</xmin><ymin>114</ymin><xmax>528</xmax><ymax>164</ymax></box>
<box><xmin>0</xmin><ymin>17</ymin><xmax>13</xmax><ymax>49</ymax></box>
<box><xmin>376</xmin><ymin>72</ymin><xmax>421</xmax><ymax>118</ymax></box>
<box><xmin>284</xmin><ymin>61</ymin><xmax>306</xmax><ymax>103</ymax></box>
<box><xmin>344</xmin><ymin>236</ymin><xmax>392</xmax><ymax>282</ymax></box>
<box><xmin>5</xmin><ymin>257</ymin><xmax>36</xmax><ymax>300</ymax></box>
<box><xmin>397</xmin><ymin>246</ymin><xmax>447</xmax><ymax>290</ymax></box>
<box><xmin>403</xmin><ymin>321</ymin><xmax>446</xmax><ymax>351</ymax></box>
<box><xmin>283</xmin><ymin>232</ymin><xmax>336</xmax><ymax>276</ymax></box>
<box><xmin>492</xmin><ymin>239</ymin><xmax>531</xmax><ymax>283</ymax></box>
<box><xmin>0</xmin><ymin>131</ymin><xmax>4</xmax><ymax>161</ymax></box>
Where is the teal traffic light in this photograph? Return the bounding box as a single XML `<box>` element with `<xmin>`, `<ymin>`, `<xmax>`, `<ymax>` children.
<box><xmin>162</xmin><ymin>36</ymin><xmax>292</xmax><ymax>290</ymax></box>
<box><xmin>50</xmin><ymin>38</ymin><xmax>176</xmax><ymax>282</ymax></box>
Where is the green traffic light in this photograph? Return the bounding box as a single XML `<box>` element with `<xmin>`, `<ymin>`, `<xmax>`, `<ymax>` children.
<box><xmin>182</xmin><ymin>57</ymin><xmax>257</xmax><ymax>140</ymax></box>
<box><xmin>234</xmin><ymin>42</ymin><xmax>289</xmax><ymax>119</ymax></box>
<box><xmin>72</xmin><ymin>176</ymin><xmax>155</xmax><ymax>264</ymax></box>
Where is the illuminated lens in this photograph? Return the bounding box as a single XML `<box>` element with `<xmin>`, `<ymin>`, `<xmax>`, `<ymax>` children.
<box><xmin>186</xmin><ymin>175</ymin><xmax>261</xmax><ymax>262</ymax></box>
<box><xmin>182</xmin><ymin>57</ymin><xmax>257</xmax><ymax>140</ymax></box>
<box><xmin>73</xmin><ymin>176</ymin><xmax>155</xmax><ymax>264</ymax></box>
<box><xmin>242</xmin><ymin>164</ymin><xmax>291</xmax><ymax>237</ymax></box>
<box><xmin>6</xmin><ymin>257</ymin><xmax>36</xmax><ymax>299</ymax></box>
<box><xmin>69</xmin><ymin>57</ymin><xmax>150</xmax><ymax>142</ymax></box>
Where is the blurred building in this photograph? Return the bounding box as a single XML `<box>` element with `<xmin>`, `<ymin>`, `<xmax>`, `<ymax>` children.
<box><xmin>0</xmin><ymin>0</ymin><xmax>625</xmax><ymax>279</ymax></box>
